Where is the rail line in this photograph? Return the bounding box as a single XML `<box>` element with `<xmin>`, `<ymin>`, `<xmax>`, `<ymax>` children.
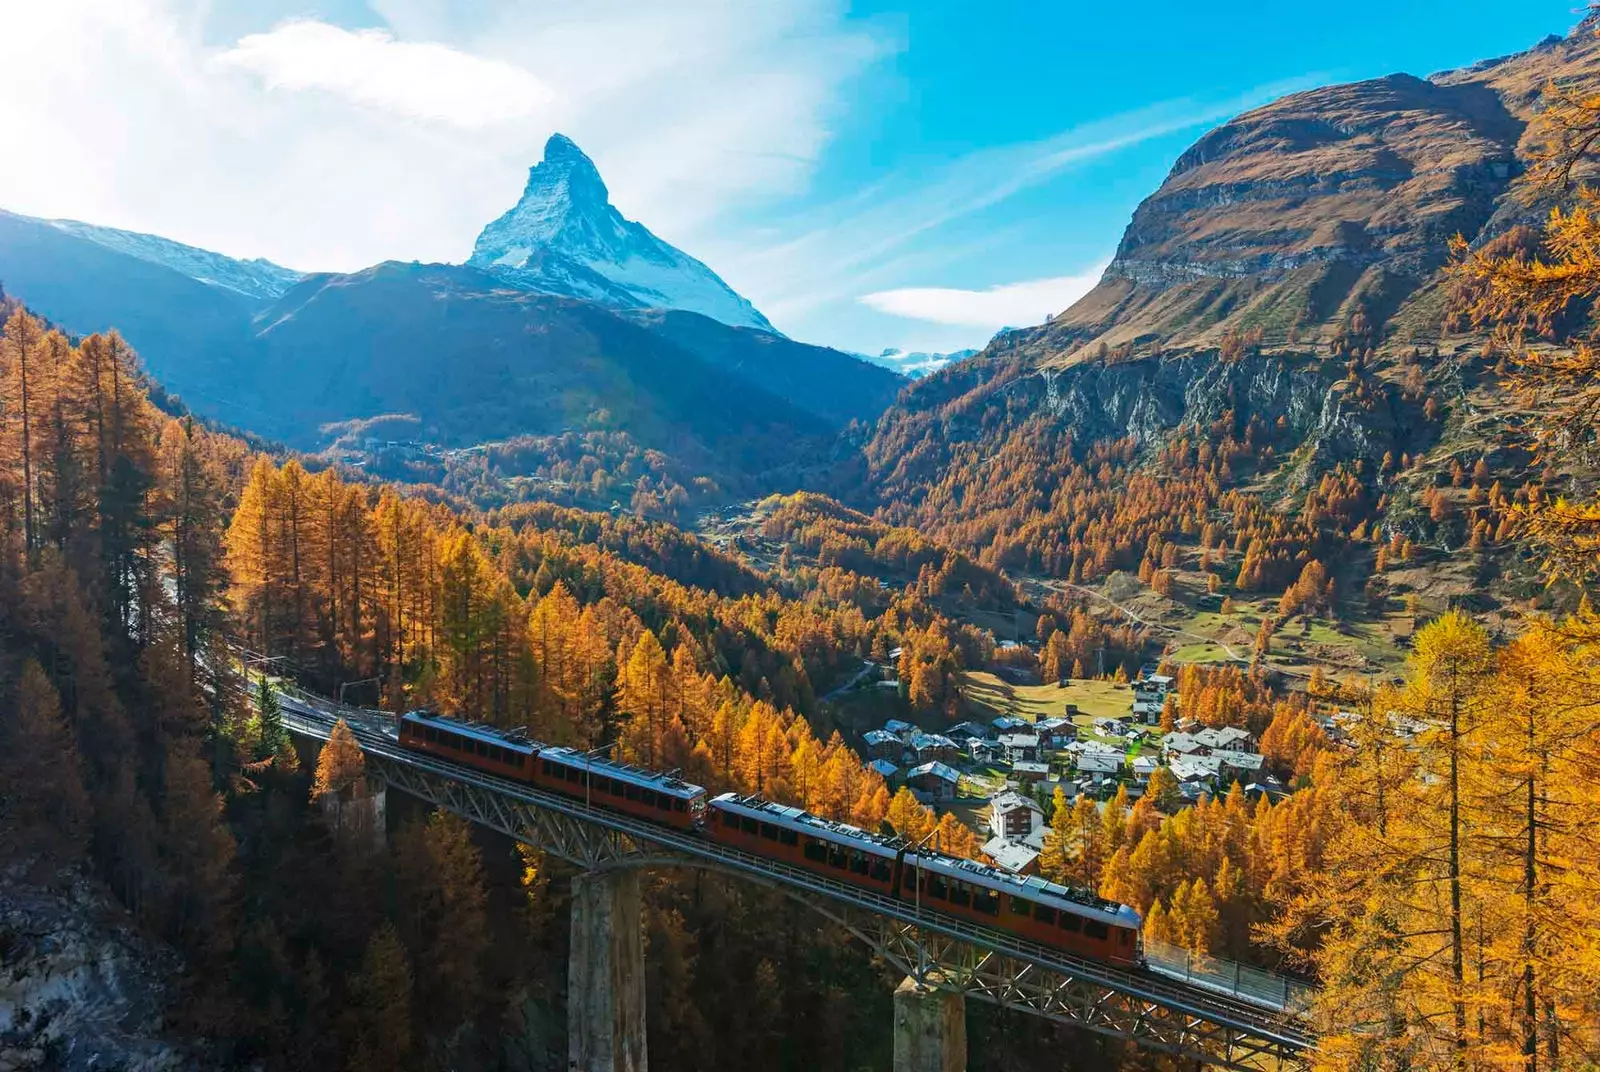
<box><xmin>277</xmin><ymin>690</ymin><xmax>1316</xmax><ymax>1057</ymax></box>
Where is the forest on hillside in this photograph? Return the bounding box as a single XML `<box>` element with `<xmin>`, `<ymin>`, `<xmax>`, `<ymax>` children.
<box><xmin>6</xmin><ymin>24</ymin><xmax>1600</xmax><ymax>1072</ymax></box>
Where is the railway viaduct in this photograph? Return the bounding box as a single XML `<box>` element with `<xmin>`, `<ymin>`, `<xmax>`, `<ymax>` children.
<box><xmin>276</xmin><ymin>688</ymin><xmax>1316</xmax><ymax>1072</ymax></box>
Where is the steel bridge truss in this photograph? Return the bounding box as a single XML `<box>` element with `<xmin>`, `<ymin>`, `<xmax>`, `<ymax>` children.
<box><xmin>286</xmin><ymin>707</ymin><xmax>1312</xmax><ymax>1070</ymax></box>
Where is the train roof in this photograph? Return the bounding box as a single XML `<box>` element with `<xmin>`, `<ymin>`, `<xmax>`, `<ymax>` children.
<box><xmin>402</xmin><ymin>711</ymin><xmax>540</xmax><ymax>753</ymax></box>
<box><xmin>539</xmin><ymin>746</ymin><xmax>707</xmax><ymax>799</ymax></box>
<box><xmin>709</xmin><ymin>792</ymin><xmax>1139</xmax><ymax>930</ymax></box>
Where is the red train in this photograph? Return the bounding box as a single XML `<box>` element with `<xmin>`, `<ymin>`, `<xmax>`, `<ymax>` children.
<box><xmin>398</xmin><ymin>712</ymin><xmax>1142</xmax><ymax>967</ymax></box>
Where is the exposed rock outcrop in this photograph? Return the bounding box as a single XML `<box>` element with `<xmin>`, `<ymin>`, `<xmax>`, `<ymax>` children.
<box><xmin>0</xmin><ymin>868</ymin><xmax>195</xmax><ymax>1072</ymax></box>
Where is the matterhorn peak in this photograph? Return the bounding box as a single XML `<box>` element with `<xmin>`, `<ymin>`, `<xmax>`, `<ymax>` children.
<box><xmin>467</xmin><ymin>133</ymin><xmax>775</xmax><ymax>334</ymax></box>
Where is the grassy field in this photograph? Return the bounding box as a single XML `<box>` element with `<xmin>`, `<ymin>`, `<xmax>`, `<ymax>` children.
<box><xmin>961</xmin><ymin>671</ymin><xmax>1133</xmax><ymax>723</ymax></box>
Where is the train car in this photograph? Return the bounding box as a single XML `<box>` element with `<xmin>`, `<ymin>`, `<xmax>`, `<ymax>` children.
<box><xmin>709</xmin><ymin>793</ymin><xmax>901</xmax><ymax>894</ymax></box>
<box><xmin>708</xmin><ymin>792</ymin><xmax>1142</xmax><ymax>967</ymax></box>
<box><xmin>399</xmin><ymin>711</ymin><xmax>538</xmax><ymax>782</ymax></box>
<box><xmin>532</xmin><ymin>746</ymin><xmax>707</xmax><ymax>830</ymax></box>
<box><xmin>898</xmin><ymin>851</ymin><xmax>1142</xmax><ymax>966</ymax></box>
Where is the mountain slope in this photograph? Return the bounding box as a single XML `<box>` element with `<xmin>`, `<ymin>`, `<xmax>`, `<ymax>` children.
<box><xmin>1026</xmin><ymin>19</ymin><xmax>1600</xmax><ymax>363</ymax></box>
<box><xmin>469</xmin><ymin>134</ymin><xmax>775</xmax><ymax>333</ymax></box>
<box><xmin>44</xmin><ymin>218</ymin><xmax>303</xmax><ymax>301</ymax></box>
<box><xmin>242</xmin><ymin>262</ymin><xmax>827</xmax><ymax>467</ymax></box>
<box><xmin>619</xmin><ymin>308</ymin><xmax>904</xmax><ymax>426</ymax></box>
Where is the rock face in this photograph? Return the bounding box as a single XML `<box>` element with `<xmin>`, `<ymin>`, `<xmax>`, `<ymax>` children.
<box><xmin>469</xmin><ymin>134</ymin><xmax>775</xmax><ymax>333</ymax></box>
<box><xmin>1031</xmin><ymin>16</ymin><xmax>1600</xmax><ymax>360</ymax></box>
<box><xmin>0</xmin><ymin>869</ymin><xmax>192</xmax><ymax>1071</ymax></box>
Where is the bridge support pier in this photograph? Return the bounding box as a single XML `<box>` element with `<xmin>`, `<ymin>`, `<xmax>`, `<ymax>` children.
<box><xmin>894</xmin><ymin>973</ymin><xmax>966</xmax><ymax>1072</ymax></box>
<box><xmin>568</xmin><ymin>870</ymin><xmax>647</xmax><ymax>1072</ymax></box>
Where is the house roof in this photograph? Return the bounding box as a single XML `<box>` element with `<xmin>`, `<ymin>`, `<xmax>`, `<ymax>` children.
<box><xmin>1036</xmin><ymin>717</ymin><xmax>1073</xmax><ymax>732</ymax></box>
<box><xmin>884</xmin><ymin>719</ymin><xmax>915</xmax><ymax>735</ymax></box>
<box><xmin>1195</xmin><ymin>726</ymin><xmax>1252</xmax><ymax>748</ymax></box>
<box><xmin>1012</xmin><ymin>760</ymin><xmax>1050</xmax><ymax>775</ymax></box>
<box><xmin>991</xmin><ymin>715</ymin><xmax>1029</xmax><ymax>731</ymax></box>
<box><xmin>946</xmin><ymin>721</ymin><xmax>990</xmax><ymax>739</ymax></box>
<box><xmin>990</xmin><ymin>789</ymin><xmax>1043</xmax><ymax>815</ymax></box>
<box><xmin>1132</xmin><ymin>755</ymin><xmax>1161</xmax><ymax>774</ymax></box>
<box><xmin>906</xmin><ymin>761</ymin><xmax>961</xmax><ymax>784</ymax></box>
<box><xmin>998</xmin><ymin>731</ymin><xmax>1040</xmax><ymax>746</ymax></box>
<box><xmin>911</xmin><ymin>732</ymin><xmax>958</xmax><ymax>750</ymax></box>
<box><xmin>869</xmin><ymin>759</ymin><xmax>900</xmax><ymax>778</ymax></box>
<box><xmin>1163</xmin><ymin>732</ymin><xmax>1204</xmax><ymax>754</ymax></box>
<box><xmin>1076</xmin><ymin>753</ymin><xmax>1123</xmax><ymax>774</ymax></box>
<box><xmin>1219</xmin><ymin>751</ymin><xmax>1265</xmax><ymax>771</ymax></box>
<box><xmin>982</xmin><ymin>836</ymin><xmax>1041</xmax><ymax>874</ymax></box>
<box><xmin>1169</xmin><ymin>755</ymin><xmax>1223</xmax><ymax>782</ymax></box>
<box><xmin>862</xmin><ymin>729</ymin><xmax>900</xmax><ymax>747</ymax></box>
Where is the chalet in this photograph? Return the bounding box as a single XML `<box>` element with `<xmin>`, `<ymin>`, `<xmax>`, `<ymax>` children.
<box><xmin>1035</xmin><ymin>717</ymin><xmax>1077</xmax><ymax>749</ymax></box>
<box><xmin>1092</xmin><ymin>717</ymin><xmax>1130</xmax><ymax>738</ymax></box>
<box><xmin>968</xmin><ymin>738</ymin><xmax>1005</xmax><ymax>764</ymax></box>
<box><xmin>988</xmin><ymin>789</ymin><xmax>1045</xmax><ymax>839</ymax></box>
<box><xmin>1131</xmin><ymin>755</ymin><xmax>1161</xmax><ymax>783</ymax></box>
<box><xmin>981</xmin><ymin>835</ymin><xmax>1040</xmax><ymax>875</ymax></box>
<box><xmin>868</xmin><ymin>759</ymin><xmax>900</xmax><ymax>782</ymax></box>
<box><xmin>883</xmin><ymin>719</ymin><xmax>917</xmax><ymax>741</ymax></box>
<box><xmin>910</xmin><ymin>732</ymin><xmax>962</xmax><ymax>764</ymax></box>
<box><xmin>1011</xmin><ymin>760</ymin><xmax>1050</xmax><ymax>784</ymax></box>
<box><xmin>862</xmin><ymin>729</ymin><xmax>903</xmax><ymax>761</ymax></box>
<box><xmin>1169</xmin><ymin>754</ymin><xmax>1223</xmax><ymax>787</ymax></box>
<box><xmin>1132</xmin><ymin>699</ymin><xmax>1163</xmax><ymax>725</ymax></box>
<box><xmin>945</xmin><ymin>721</ymin><xmax>991</xmax><ymax>742</ymax></box>
<box><xmin>998</xmin><ymin>731</ymin><xmax>1041</xmax><ymax>764</ymax></box>
<box><xmin>991</xmin><ymin>715</ymin><xmax>1030</xmax><ymax>734</ymax></box>
<box><xmin>905</xmin><ymin>761</ymin><xmax>961</xmax><ymax>802</ymax></box>
<box><xmin>1162</xmin><ymin>732</ymin><xmax>1205</xmax><ymax>758</ymax></box>
<box><xmin>1076</xmin><ymin>752</ymin><xmax>1123</xmax><ymax>778</ymax></box>
<box><xmin>1195</xmin><ymin>726</ymin><xmax>1254</xmax><ymax>753</ymax></box>
<box><xmin>1219</xmin><ymin>751</ymin><xmax>1265</xmax><ymax>776</ymax></box>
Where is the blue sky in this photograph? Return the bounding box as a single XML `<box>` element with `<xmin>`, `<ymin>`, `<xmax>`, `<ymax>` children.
<box><xmin>0</xmin><ymin>0</ymin><xmax>1582</xmax><ymax>355</ymax></box>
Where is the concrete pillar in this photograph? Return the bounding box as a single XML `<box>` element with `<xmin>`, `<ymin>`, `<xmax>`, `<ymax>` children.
<box><xmin>568</xmin><ymin>870</ymin><xmax>647</xmax><ymax>1072</ymax></box>
<box><xmin>893</xmin><ymin>973</ymin><xmax>966</xmax><ymax>1072</ymax></box>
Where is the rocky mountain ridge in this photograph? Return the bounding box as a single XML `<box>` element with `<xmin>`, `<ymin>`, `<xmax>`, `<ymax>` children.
<box><xmin>468</xmin><ymin>134</ymin><xmax>775</xmax><ymax>333</ymax></box>
<box><xmin>1019</xmin><ymin>15</ymin><xmax>1600</xmax><ymax>364</ymax></box>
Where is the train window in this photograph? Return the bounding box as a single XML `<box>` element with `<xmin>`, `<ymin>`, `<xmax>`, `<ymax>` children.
<box><xmin>1011</xmin><ymin>896</ymin><xmax>1030</xmax><ymax>916</ymax></box>
<box><xmin>902</xmin><ymin>868</ymin><xmax>918</xmax><ymax>889</ymax></box>
<box><xmin>828</xmin><ymin>845</ymin><xmax>848</xmax><ymax>870</ymax></box>
<box><xmin>542</xmin><ymin>760</ymin><xmax>553</xmax><ymax>774</ymax></box>
<box><xmin>516</xmin><ymin>753</ymin><xmax>527</xmax><ymax>768</ymax></box>
<box><xmin>759</xmin><ymin>823</ymin><xmax>779</xmax><ymax>841</ymax></box>
<box><xmin>626</xmin><ymin>784</ymin><xmax>640</xmax><ymax>800</ymax></box>
<box><xmin>741</xmin><ymin>816</ymin><xmax>758</xmax><ymax>834</ymax></box>
<box><xmin>1059</xmin><ymin>913</ymin><xmax>1082</xmax><ymax>933</ymax></box>
<box><xmin>425</xmin><ymin>727</ymin><xmax>437</xmax><ymax>743</ymax></box>
<box><xmin>780</xmin><ymin>829</ymin><xmax>799</xmax><ymax>847</ymax></box>
<box><xmin>1118</xmin><ymin>931</ymin><xmax>1131</xmax><ymax>945</ymax></box>
<box><xmin>640</xmin><ymin>789</ymin><xmax>657</xmax><ymax>807</ymax></box>
<box><xmin>477</xmin><ymin>741</ymin><xmax>488</xmax><ymax>757</ymax></box>
<box><xmin>973</xmin><ymin>890</ymin><xmax>1000</xmax><ymax>916</ymax></box>
<box><xmin>1034</xmin><ymin>905</ymin><xmax>1057</xmax><ymax>925</ymax></box>
<box><xmin>488</xmin><ymin>746</ymin><xmax>501</xmax><ymax>763</ymax></box>
<box><xmin>1084</xmin><ymin>921</ymin><xmax>1109</xmax><ymax>940</ymax></box>
<box><xmin>948</xmin><ymin>882</ymin><xmax>971</xmax><ymax>907</ymax></box>
<box><xmin>928</xmin><ymin>876</ymin><xmax>948</xmax><ymax>899</ymax></box>
<box><xmin>850</xmin><ymin>852</ymin><xmax>869</xmax><ymax>876</ymax></box>
<box><xmin>803</xmin><ymin>839</ymin><xmax>828</xmax><ymax>862</ymax></box>
<box><xmin>721</xmin><ymin>811</ymin><xmax>739</xmax><ymax>828</ymax></box>
<box><xmin>609</xmin><ymin>781</ymin><xmax>626</xmax><ymax>797</ymax></box>
<box><xmin>657</xmin><ymin>795</ymin><xmax>672</xmax><ymax>811</ymax></box>
<box><xmin>675</xmin><ymin>799</ymin><xmax>686</xmax><ymax>813</ymax></box>
<box><xmin>870</xmin><ymin>858</ymin><xmax>890</xmax><ymax>881</ymax></box>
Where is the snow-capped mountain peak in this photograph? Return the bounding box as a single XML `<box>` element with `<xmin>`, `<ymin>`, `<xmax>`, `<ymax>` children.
<box><xmin>467</xmin><ymin>134</ymin><xmax>775</xmax><ymax>334</ymax></box>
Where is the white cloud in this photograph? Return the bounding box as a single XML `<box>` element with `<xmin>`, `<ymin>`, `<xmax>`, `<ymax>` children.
<box><xmin>860</xmin><ymin>266</ymin><xmax>1108</xmax><ymax>330</ymax></box>
<box><xmin>212</xmin><ymin>20</ymin><xmax>556</xmax><ymax>129</ymax></box>
<box><xmin>0</xmin><ymin>0</ymin><xmax>888</xmax><ymax>271</ymax></box>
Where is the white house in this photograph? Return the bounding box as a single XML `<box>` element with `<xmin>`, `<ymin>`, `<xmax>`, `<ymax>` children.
<box><xmin>988</xmin><ymin>790</ymin><xmax>1045</xmax><ymax>839</ymax></box>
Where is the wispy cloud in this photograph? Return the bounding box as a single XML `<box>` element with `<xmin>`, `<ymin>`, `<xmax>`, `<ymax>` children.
<box><xmin>716</xmin><ymin>77</ymin><xmax>1321</xmax><ymax>337</ymax></box>
<box><xmin>860</xmin><ymin>264</ymin><xmax>1108</xmax><ymax>329</ymax></box>
<box><xmin>213</xmin><ymin>20</ymin><xmax>557</xmax><ymax>129</ymax></box>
